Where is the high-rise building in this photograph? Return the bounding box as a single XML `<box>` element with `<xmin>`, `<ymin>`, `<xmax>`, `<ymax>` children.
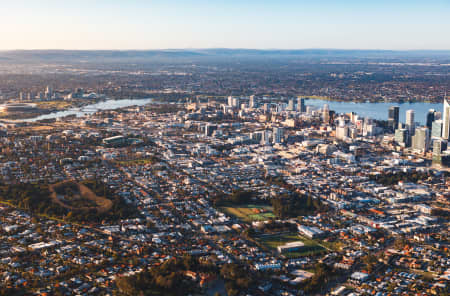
<box><xmin>249</xmin><ymin>95</ymin><xmax>256</xmax><ymax>108</ymax></box>
<box><xmin>394</xmin><ymin>128</ymin><xmax>408</xmax><ymax>146</ymax></box>
<box><xmin>45</xmin><ymin>86</ymin><xmax>53</xmax><ymax>99</ymax></box>
<box><xmin>273</xmin><ymin>127</ymin><xmax>284</xmax><ymax>144</ymax></box>
<box><xmin>426</xmin><ymin>109</ymin><xmax>436</xmax><ymax>131</ymax></box>
<box><xmin>442</xmin><ymin>97</ymin><xmax>450</xmax><ymax>140</ymax></box>
<box><xmin>412</xmin><ymin>127</ymin><xmax>429</xmax><ymax>152</ymax></box>
<box><xmin>297</xmin><ymin>97</ymin><xmax>306</xmax><ymax>112</ymax></box>
<box><xmin>323</xmin><ymin>104</ymin><xmax>330</xmax><ymax>123</ymax></box>
<box><xmin>388</xmin><ymin>106</ymin><xmax>399</xmax><ymax>130</ymax></box>
<box><xmin>431</xmin><ymin>120</ymin><xmax>443</xmax><ymax>139</ymax></box>
<box><xmin>227</xmin><ymin>96</ymin><xmax>233</xmax><ymax>107</ymax></box>
<box><xmin>261</xmin><ymin>130</ymin><xmax>271</xmax><ymax>145</ymax></box>
<box><xmin>406</xmin><ymin>109</ymin><xmax>415</xmax><ymax>137</ymax></box>
<box><xmin>432</xmin><ymin>139</ymin><xmax>447</xmax><ymax>164</ymax></box>
<box><xmin>287</xmin><ymin>99</ymin><xmax>295</xmax><ymax>111</ymax></box>
<box><xmin>336</xmin><ymin>126</ymin><xmax>349</xmax><ymax>140</ymax></box>
<box><xmin>232</xmin><ymin>98</ymin><xmax>241</xmax><ymax>108</ymax></box>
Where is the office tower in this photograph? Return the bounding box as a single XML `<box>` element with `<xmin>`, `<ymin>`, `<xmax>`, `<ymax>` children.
<box><xmin>388</xmin><ymin>106</ymin><xmax>399</xmax><ymax>130</ymax></box>
<box><xmin>431</xmin><ymin>120</ymin><xmax>443</xmax><ymax>139</ymax></box>
<box><xmin>412</xmin><ymin>127</ymin><xmax>429</xmax><ymax>152</ymax></box>
<box><xmin>432</xmin><ymin>139</ymin><xmax>447</xmax><ymax>164</ymax></box>
<box><xmin>336</xmin><ymin>125</ymin><xmax>349</xmax><ymax>140</ymax></box>
<box><xmin>249</xmin><ymin>95</ymin><xmax>256</xmax><ymax>108</ymax></box>
<box><xmin>263</xmin><ymin>103</ymin><xmax>269</xmax><ymax>113</ymax></box>
<box><xmin>406</xmin><ymin>110</ymin><xmax>415</xmax><ymax>137</ymax></box>
<box><xmin>349</xmin><ymin>112</ymin><xmax>358</xmax><ymax>124</ymax></box>
<box><xmin>261</xmin><ymin>130</ymin><xmax>271</xmax><ymax>145</ymax></box>
<box><xmin>228</xmin><ymin>96</ymin><xmax>233</xmax><ymax>107</ymax></box>
<box><xmin>273</xmin><ymin>127</ymin><xmax>284</xmax><ymax>144</ymax></box>
<box><xmin>287</xmin><ymin>99</ymin><xmax>295</xmax><ymax>111</ymax></box>
<box><xmin>394</xmin><ymin>129</ymin><xmax>408</xmax><ymax>146</ymax></box>
<box><xmin>443</xmin><ymin>97</ymin><xmax>450</xmax><ymax>140</ymax></box>
<box><xmin>323</xmin><ymin>104</ymin><xmax>330</xmax><ymax>123</ymax></box>
<box><xmin>232</xmin><ymin>97</ymin><xmax>240</xmax><ymax>108</ymax></box>
<box><xmin>297</xmin><ymin>97</ymin><xmax>306</xmax><ymax>112</ymax></box>
<box><xmin>426</xmin><ymin>109</ymin><xmax>436</xmax><ymax>131</ymax></box>
<box><xmin>45</xmin><ymin>86</ymin><xmax>53</xmax><ymax>99</ymax></box>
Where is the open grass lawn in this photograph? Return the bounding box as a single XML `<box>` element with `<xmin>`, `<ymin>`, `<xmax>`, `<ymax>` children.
<box><xmin>258</xmin><ymin>232</ymin><xmax>327</xmax><ymax>257</ymax></box>
<box><xmin>221</xmin><ymin>204</ymin><xmax>274</xmax><ymax>223</ymax></box>
<box><xmin>115</xmin><ymin>159</ymin><xmax>154</xmax><ymax>166</ymax></box>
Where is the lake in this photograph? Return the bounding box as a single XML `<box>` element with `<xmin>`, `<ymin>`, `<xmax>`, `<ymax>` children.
<box><xmin>305</xmin><ymin>99</ymin><xmax>444</xmax><ymax>125</ymax></box>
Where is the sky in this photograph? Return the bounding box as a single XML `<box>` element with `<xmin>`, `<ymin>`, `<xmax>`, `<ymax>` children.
<box><xmin>0</xmin><ymin>0</ymin><xmax>449</xmax><ymax>50</ymax></box>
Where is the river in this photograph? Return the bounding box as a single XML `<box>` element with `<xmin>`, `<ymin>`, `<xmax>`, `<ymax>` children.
<box><xmin>19</xmin><ymin>97</ymin><xmax>445</xmax><ymax>125</ymax></box>
<box><xmin>305</xmin><ymin>99</ymin><xmax>444</xmax><ymax>125</ymax></box>
<box><xmin>23</xmin><ymin>98</ymin><xmax>154</xmax><ymax>122</ymax></box>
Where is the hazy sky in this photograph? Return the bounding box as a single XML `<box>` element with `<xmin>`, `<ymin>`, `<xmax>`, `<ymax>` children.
<box><xmin>1</xmin><ymin>0</ymin><xmax>449</xmax><ymax>50</ymax></box>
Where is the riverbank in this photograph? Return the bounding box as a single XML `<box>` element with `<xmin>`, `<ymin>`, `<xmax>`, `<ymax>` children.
<box><xmin>0</xmin><ymin>98</ymin><xmax>104</xmax><ymax>120</ymax></box>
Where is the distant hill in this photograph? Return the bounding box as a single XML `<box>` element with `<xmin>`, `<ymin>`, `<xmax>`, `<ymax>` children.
<box><xmin>0</xmin><ymin>49</ymin><xmax>449</xmax><ymax>64</ymax></box>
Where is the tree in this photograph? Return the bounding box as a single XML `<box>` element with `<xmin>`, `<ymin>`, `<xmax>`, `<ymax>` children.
<box><xmin>362</xmin><ymin>254</ymin><xmax>378</xmax><ymax>273</ymax></box>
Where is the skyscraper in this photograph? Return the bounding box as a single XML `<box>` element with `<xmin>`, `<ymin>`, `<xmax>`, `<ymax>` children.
<box><xmin>412</xmin><ymin>127</ymin><xmax>429</xmax><ymax>152</ymax></box>
<box><xmin>227</xmin><ymin>96</ymin><xmax>233</xmax><ymax>107</ymax></box>
<box><xmin>432</xmin><ymin>139</ymin><xmax>448</xmax><ymax>164</ymax></box>
<box><xmin>426</xmin><ymin>109</ymin><xmax>435</xmax><ymax>131</ymax></box>
<box><xmin>406</xmin><ymin>109</ymin><xmax>415</xmax><ymax>137</ymax></box>
<box><xmin>249</xmin><ymin>95</ymin><xmax>256</xmax><ymax>108</ymax></box>
<box><xmin>45</xmin><ymin>85</ymin><xmax>53</xmax><ymax>99</ymax></box>
<box><xmin>323</xmin><ymin>104</ymin><xmax>330</xmax><ymax>124</ymax></box>
<box><xmin>394</xmin><ymin>128</ymin><xmax>408</xmax><ymax>146</ymax></box>
<box><xmin>442</xmin><ymin>97</ymin><xmax>450</xmax><ymax>140</ymax></box>
<box><xmin>261</xmin><ymin>130</ymin><xmax>271</xmax><ymax>145</ymax></box>
<box><xmin>297</xmin><ymin>97</ymin><xmax>306</xmax><ymax>112</ymax></box>
<box><xmin>287</xmin><ymin>99</ymin><xmax>295</xmax><ymax>111</ymax></box>
<box><xmin>431</xmin><ymin>120</ymin><xmax>443</xmax><ymax>139</ymax></box>
<box><xmin>273</xmin><ymin>127</ymin><xmax>284</xmax><ymax>144</ymax></box>
<box><xmin>388</xmin><ymin>106</ymin><xmax>399</xmax><ymax>130</ymax></box>
<box><xmin>232</xmin><ymin>97</ymin><xmax>240</xmax><ymax>108</ymax></box>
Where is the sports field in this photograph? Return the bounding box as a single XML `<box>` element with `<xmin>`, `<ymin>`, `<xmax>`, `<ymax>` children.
<box><xmin>258</xmin><ymin>232</ymin><xmax>326</xmax><ymax>257</ymax></box>
<box><xmin>221</xmin><ymin>204</ymin><xmax>275</xmax><ymax>223</ymax></box>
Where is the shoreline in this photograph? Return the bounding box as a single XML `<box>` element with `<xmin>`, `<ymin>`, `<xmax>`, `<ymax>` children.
<box><xmin>1</xmin><ymin>97</ymin><xmax>154</xmax><ymax>123</ymax></box>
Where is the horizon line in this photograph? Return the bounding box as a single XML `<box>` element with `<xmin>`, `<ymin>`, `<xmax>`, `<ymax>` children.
<box><xmin>1</xmin><ymin>48</ymin><xmax>450</xmax><ymax>52</ymax></box>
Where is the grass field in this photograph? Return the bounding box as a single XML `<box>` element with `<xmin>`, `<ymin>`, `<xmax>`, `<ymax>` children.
<box><xmin>221</xmin><ymin>204</ymin><xmax>275</xmax><ymax>223</ymax></box>
<box><xmin>299</xmin><ymin>95</ymin><xmax>333</xmax><ymax>101</ymax></box>
<box><xmin>49</xmin><ymin>181</ymin><xmax>113</xmax><ymax>214</ymax></box>
<box><xmin>258</xmin><ymin>232</ymin><xmax>327</xmax><ymax>257</ymax></box>
<box><xmin>115</xmin><ymin>158</ymin><xmax>153</xmax><ymax>166</ymax></box>
<box><xmin>36</xmin><ymin>100</ymin><xmax>75</xmax><ymax>109</ymax></box>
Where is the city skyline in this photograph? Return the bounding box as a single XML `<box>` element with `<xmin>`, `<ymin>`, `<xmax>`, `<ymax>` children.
<box><xmin>1</xmin><ymin>0</ymin><xmax>450</xmax><ymax>50</ymax></box>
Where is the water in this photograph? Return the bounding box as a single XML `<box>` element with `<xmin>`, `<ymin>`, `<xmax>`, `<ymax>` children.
<box><xmin>305</xmin><ymin>99</ymin><xmax>444</xmax><ymax>125</ymax></box>
<box><xmin>19</xmin><ymin>97</ymin><xmax>445</xmax><ymax>125</ymax></box>
<box><xmin>23</xmin><ymin>98</ymin><xmax>153</xmax><ymax>122</ymax></box>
